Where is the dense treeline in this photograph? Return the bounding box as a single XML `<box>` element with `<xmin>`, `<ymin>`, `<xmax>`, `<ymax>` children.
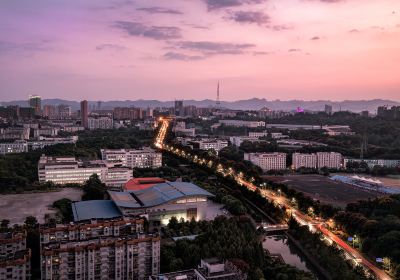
<box><xmin>161</xmin><ymin>216</ymin><xmax>315</xmax><ymax>280</ymax></box>
<box><xmin>334</xmin><ymin>195</ymin><xmax>400</xmax><ymax>278</ymax></box>
<box><xmin>0</xmin><ymin>128</ymin><xmax>153</xmax><ymax>189</ymax></box>
<box><xmin>288</xmin><ymin>218</ymin><xmax>371</xmax><ymax>280</ymax></box>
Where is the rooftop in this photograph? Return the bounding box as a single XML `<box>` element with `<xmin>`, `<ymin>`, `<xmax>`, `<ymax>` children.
<box><xmin>72</xmin><ymin>200</ymin><xmax>122</xmax><ymax>221</ymax></box>
<box><xmin>124</xmin><ymin>177</ymin><xmax>166</xmax><ymax>191</ymax></box>
<box><xmin>109</xmin><ymin>181</ymin><xmax>214</xmax><ymax>209</ymax></box>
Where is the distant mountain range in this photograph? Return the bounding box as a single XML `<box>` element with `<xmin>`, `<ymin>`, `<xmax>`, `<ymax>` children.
<box><xmin>1</xmin><ymin>98</ymin><xmax>399</xmax><ymax>113</ymax></box>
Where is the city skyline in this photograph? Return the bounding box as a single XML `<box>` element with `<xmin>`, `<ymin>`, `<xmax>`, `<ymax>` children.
<box><xmin>0</xmin><ymin>0</ymin><xmax>399</xmax><ymax>101</ymax></box>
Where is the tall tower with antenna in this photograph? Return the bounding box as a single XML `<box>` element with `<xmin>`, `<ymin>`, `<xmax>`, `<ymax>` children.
<box><xmin>216</xmin><ymin>81</ymin><xmax>221</xmax><ymax>109</ymax></box>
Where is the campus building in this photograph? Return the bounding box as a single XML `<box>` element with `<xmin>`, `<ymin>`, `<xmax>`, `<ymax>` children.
<box><xmin>40</xmin><ymin>218</ymin><xmax>160</xmax><ymax>280</ymax></box>
<box><xmin>244</xmin><ymin>152</ymin><xmax>287</xmax><ymax>171</ymax></box>
<box><xmin>38</xmin><ymin>155</ymin><xmax>107</xmax><ymax>184</ymax></box>
<box><xmin>0</xmin><ymin>140</ymin><xmax>28</xmax><ymax>155</ymax></box>
<box><xmin>344</xmin><ymin>158</ymin><xmax>400</xmax><ymax>169</ymax></box>
<box><xmin>218</xmin><ymin>120</ymin><xmax>265</xmax><ymax>128</ymax></box>
<box><xmin>0</xmin><ymin>231</ymin><xmax>31</xmax><ymax>280</ymax></box>
<box><xmin>193</xmin><ymin>139</ymin><xmax>228</xmax><ymax>154</ymax></box>
<box><xmin>38</xmin><ymin>155</ymin><xmax>132</xmax><ymax>186</ymax></box>
<box><xmin>101</xmin><ymin>148</ymin><xmax>162</xmax><ymax>169</ymax></box>
<box><xmin>72</xmin><ymin>182</ymin><xmax>214</xmax><ymax>227</ymax></box>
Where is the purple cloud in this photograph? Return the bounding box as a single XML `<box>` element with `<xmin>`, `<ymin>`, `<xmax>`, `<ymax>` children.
<box><xmin>114</xmin><ymin>21</ymin><xmax>182</xmax><ymax>40</ymax></box>
<box><xmin>136</xmin><ymin>7</ymin><xmax>183</xmax><ymax>15</ymax></box>
<box><xmin>174</xmin><ymin>41</ymin><xmax>256</xmax><ymax>55</ymax></box>
<box><xmin>163</xmin><ymin>52</ymin><xmax>204</xmax><ymax>61</ymax></box>
<box><xmin>204</xmin><ymin>0</ymin><xmax>265</xmax><ymax>10</ymax></box>
<box><xmin>231</xmin><ymin>11</ymin><xmax>270</xmax><ymax>25</ymax></box>
<box><xmin>96</xmin><ymin>44</ymin><xmax>127</xmax><ymax>51</ymax></box>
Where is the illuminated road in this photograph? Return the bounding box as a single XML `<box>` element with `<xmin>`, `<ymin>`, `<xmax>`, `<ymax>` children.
<box><xmin>155</xmin><ymin>119</ymin><xmax>391</xmax><ymax>280</ymax></box>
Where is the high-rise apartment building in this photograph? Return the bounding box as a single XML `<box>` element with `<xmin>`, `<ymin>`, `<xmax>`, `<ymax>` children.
<box><xmin>101</xmin><ymin>148</ymin><xmax>162</xmax><ymax>169</ymax></box>
<box><xmin>244</xmin><ymin>152</ymin><xmax>287</xmax><ymax>171</ymax></box>
<box><xmin>174</xmin><ymin>100</ymin><xmax>184</xmax><ymax>117</ymax></box>
<box><xmin>292</xmin><ymin>153</ymin><xmax>317</xmax><ymax>169</ymax></box>
<box><xmin>43</xmin><ymin>105</ymin><xmax>57</xmax><ymax>119</ymax></box>
<box><xmin>324</xmin><ymin>104</ymin><xmax>333</xmax><ymax>115</ymax></box>
<box><xmin>80</xmin><ymin>100</ymin><xmax>88</xmax><ymax>128</ymax></box>
<box><xmin>40</xmin><ymin>218</ymin><xmax>160</xmax><ymax>280</ymax></box>
<box><xmin>28</xmin><ymin>95</ymin><xmax>41</xmax><ymax>115</ymax></box>
<box><xmin>316</xmin><ymin>152</ymin><xmax>343</xmax><ymax>169</ymax></box>
<box><xmin>0</xmin><ymin>231</ymin><xmax>31</xmax><ymax>280</ymax></box>
<box><xmin>56</xmin><ymin>104</ymin><xmax>71</xmax><ymax>119</ymax></box>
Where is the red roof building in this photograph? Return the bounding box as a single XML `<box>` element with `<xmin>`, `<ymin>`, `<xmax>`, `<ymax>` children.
<box><xmin>124</xmin><ymin>177</ymin><xmax>166</xmax><ymax>191</ymax></box>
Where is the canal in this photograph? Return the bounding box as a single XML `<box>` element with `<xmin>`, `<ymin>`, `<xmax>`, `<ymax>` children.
<box><xmin>263</xmin><ymin>234</ymin><xmax>323</xmax><ymax>279</ymax></box>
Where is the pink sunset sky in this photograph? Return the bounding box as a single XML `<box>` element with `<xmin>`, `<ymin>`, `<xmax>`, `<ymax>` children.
<box><xmin>0</xmin><ymin>0</ymin><xmax>399</xmax><ymax>101</ymax></box>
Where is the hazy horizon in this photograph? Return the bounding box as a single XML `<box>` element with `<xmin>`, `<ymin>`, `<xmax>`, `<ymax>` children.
<box><xmin>1</xmin><ymin>0</ymin><xmax>399</xmax><ymax>101</ymax></box>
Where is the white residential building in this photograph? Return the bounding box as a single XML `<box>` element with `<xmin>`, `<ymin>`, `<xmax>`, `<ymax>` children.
<box><xmin>244</xmin><ymin>152</ymin><xmax>287</xmax><ymax>171</ymax></box>
<box><xmin>101</xmin><ymin>147</ymin><xmax>162</xmax><ymax>169</ymax></box>
<box><xmin>292</xmin><ymin>153</ymin><xmax>317</xmax><ymax>169</ymax></box>
<box><xmin>219</xmin><ymin>120</ymin><xmax>266</xmax><ymax>128</ymax></box>
<box><xmin>106</xmin><ymin>167</ymin><xmax>133</xmax><ymax>187</ymax></box>
<box><xmin>0</xmin><ymin>140</ymin><xmax>28</xmax><ymax>155</ymax></box>
<box><xmin>88</xmin><ymin>115</ymin><xmax>113</xmax><ymax>130</ymax></box>
<box><xmin>229</xmin><ymin>136</ymin><xmax>258</xmax><ymax>147</ymax></box>
<box><xmin>195</xmin><ymin>139</ymin><xmax>228</xmax><ymax>154</ymax></box>
<box><xmin>316</xmin><ymin>152</ymin><xmax>343</xmax><ymax>169</ymax></box>
<box><xmin>248</xmin><ymin>131</ymin><xmax>268</xmax><ymax>138</ymax></box>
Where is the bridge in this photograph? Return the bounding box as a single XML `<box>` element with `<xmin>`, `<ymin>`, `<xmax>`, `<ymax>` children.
<box><xmin>260</xmin><ymin>223</ymin><xmax>289</xmax><ymax>232</ymax></box>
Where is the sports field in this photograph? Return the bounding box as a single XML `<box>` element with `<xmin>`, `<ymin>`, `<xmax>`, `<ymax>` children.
<box><xmin>267</xmin><ymin>174</ymin><xmax>382</xmax><ymax>208</ymax></box>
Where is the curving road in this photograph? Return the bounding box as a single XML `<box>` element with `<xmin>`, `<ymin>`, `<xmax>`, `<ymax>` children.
<box><xmin>155</xmin><ymin>118</ymin><xmax>391</xmax><ymax>280</ymax></box>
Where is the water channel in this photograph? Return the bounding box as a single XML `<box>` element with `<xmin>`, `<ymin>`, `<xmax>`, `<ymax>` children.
<box><xmin>263</xmin><ymin>234</ymin><xmax>323</xmax><ymax>279</ymax></box>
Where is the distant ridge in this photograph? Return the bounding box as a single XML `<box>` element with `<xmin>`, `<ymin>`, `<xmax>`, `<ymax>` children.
<box><xmin>1</xmin><ymin>98</ymin><xmax>399</xmax><ymax>113</ymax></box>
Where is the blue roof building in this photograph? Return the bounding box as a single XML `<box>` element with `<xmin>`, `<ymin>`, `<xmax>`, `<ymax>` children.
<box><xmin>72</xmin><ymin>182</ymin><xmax>215</xmax><ymax>226</ymax></box>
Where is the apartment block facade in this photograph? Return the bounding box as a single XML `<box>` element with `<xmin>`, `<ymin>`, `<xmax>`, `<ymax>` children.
<box><xmin>292</xmin><ymin>153</ymin><xmax>317</xmax><ymax>169</ymax></box>
<box><xmin>0</xmin><ymin>231</ymin><xmax>31</xmax><ymax>280</ymax></box>
<box><xmin>244</xmin><ymin>152</ymin><xmax>287</xmax><ymax>171</ymax></box>
<box><xmin>101</xmin><ymin>148</ymin><xmax>162</xmax><ymax>169</ymax></box>
<box><xmin>40</xmin><ymin>218</ymin><xmax>160</xmax><ymax>280</ymax></box>
<box><xmin>316</xmin><ymin>152</ymin><xmax>343</xmax><ymax>169</ymax></box>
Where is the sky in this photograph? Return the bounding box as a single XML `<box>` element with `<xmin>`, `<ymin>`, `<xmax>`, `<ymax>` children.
<box><xmin>0</xmin><ymin>0</ymin><xmax>399</xmax><ymax>102</ymax></box>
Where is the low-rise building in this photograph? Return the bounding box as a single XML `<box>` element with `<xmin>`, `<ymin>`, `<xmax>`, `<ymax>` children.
<box><xmin>344</xmin><ymin>158</ymin><xmax>400</xmax><ymax>169</ymax></box>
<box><xmin>101</xmin><ymin>148</ymin><xmax>162</xmax><ymax>169</ymax></box>
<box><xmin>317</xmin><ymin>152</ymin><xmax>343</xmax><ymax>169</ymax></box>
<box><xmin>0</xmin><ymin>231</ymin><xmax>31</xmax><ymax>280</ymax></box>
<box><xmin>193</xmin><ymin>139</ymin><xmax>228</xmax><ymax>154</ymax></box>
<box><xmin>218</xmin><ymin>120</ymin><xmax>265</xmax><ymax>128</ymax></box>
<box><xmin>38</xmin><ymin>155</ymin><xmax>107</xmax><ymax>184</ymax></box>
<box><xmin>248</xmin><ymin>131</ymin><xmax>268</xmax><ymax>138</ymax></box>
<box><xmin>40</xmin><ymin>218</ymin><xmax>160</xmax><ymax>280</ymax></box>
<box><xmin>106</xmin><ymin>167</ymin><xmax>133</xmax><ymax>188</ymax></box>
<box><xmin>0</xmin><ymin>127</ymin><xmax>30</xmax><ymax>140</ymax></box>
<box><xmin>0</xmin><ymin>140</ymin><xmax>28</xmax><ymax>155</ymax></box>
<box><xmin>195</xmin><ymin>258</ymin><xmax>247</xmax><ymax>280</ymax></box>
<box><xmin>29</xmin><ymin>136</ymin><xmax>78</xmax><ymax>150</ymax></box>
<box><xmin>292</xmin><ymin>153</ymin><xmax>317</xmax><ymax>169</ymax></box>
<box><xmin>244</xmin><ymin>152</ymin><xmax>287</xmax><ymax>171</ymax></box>
<box><xmin>229</xmin><ymin>136</ymin><xmax>259</xmax><ymax>147</ymax></box>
